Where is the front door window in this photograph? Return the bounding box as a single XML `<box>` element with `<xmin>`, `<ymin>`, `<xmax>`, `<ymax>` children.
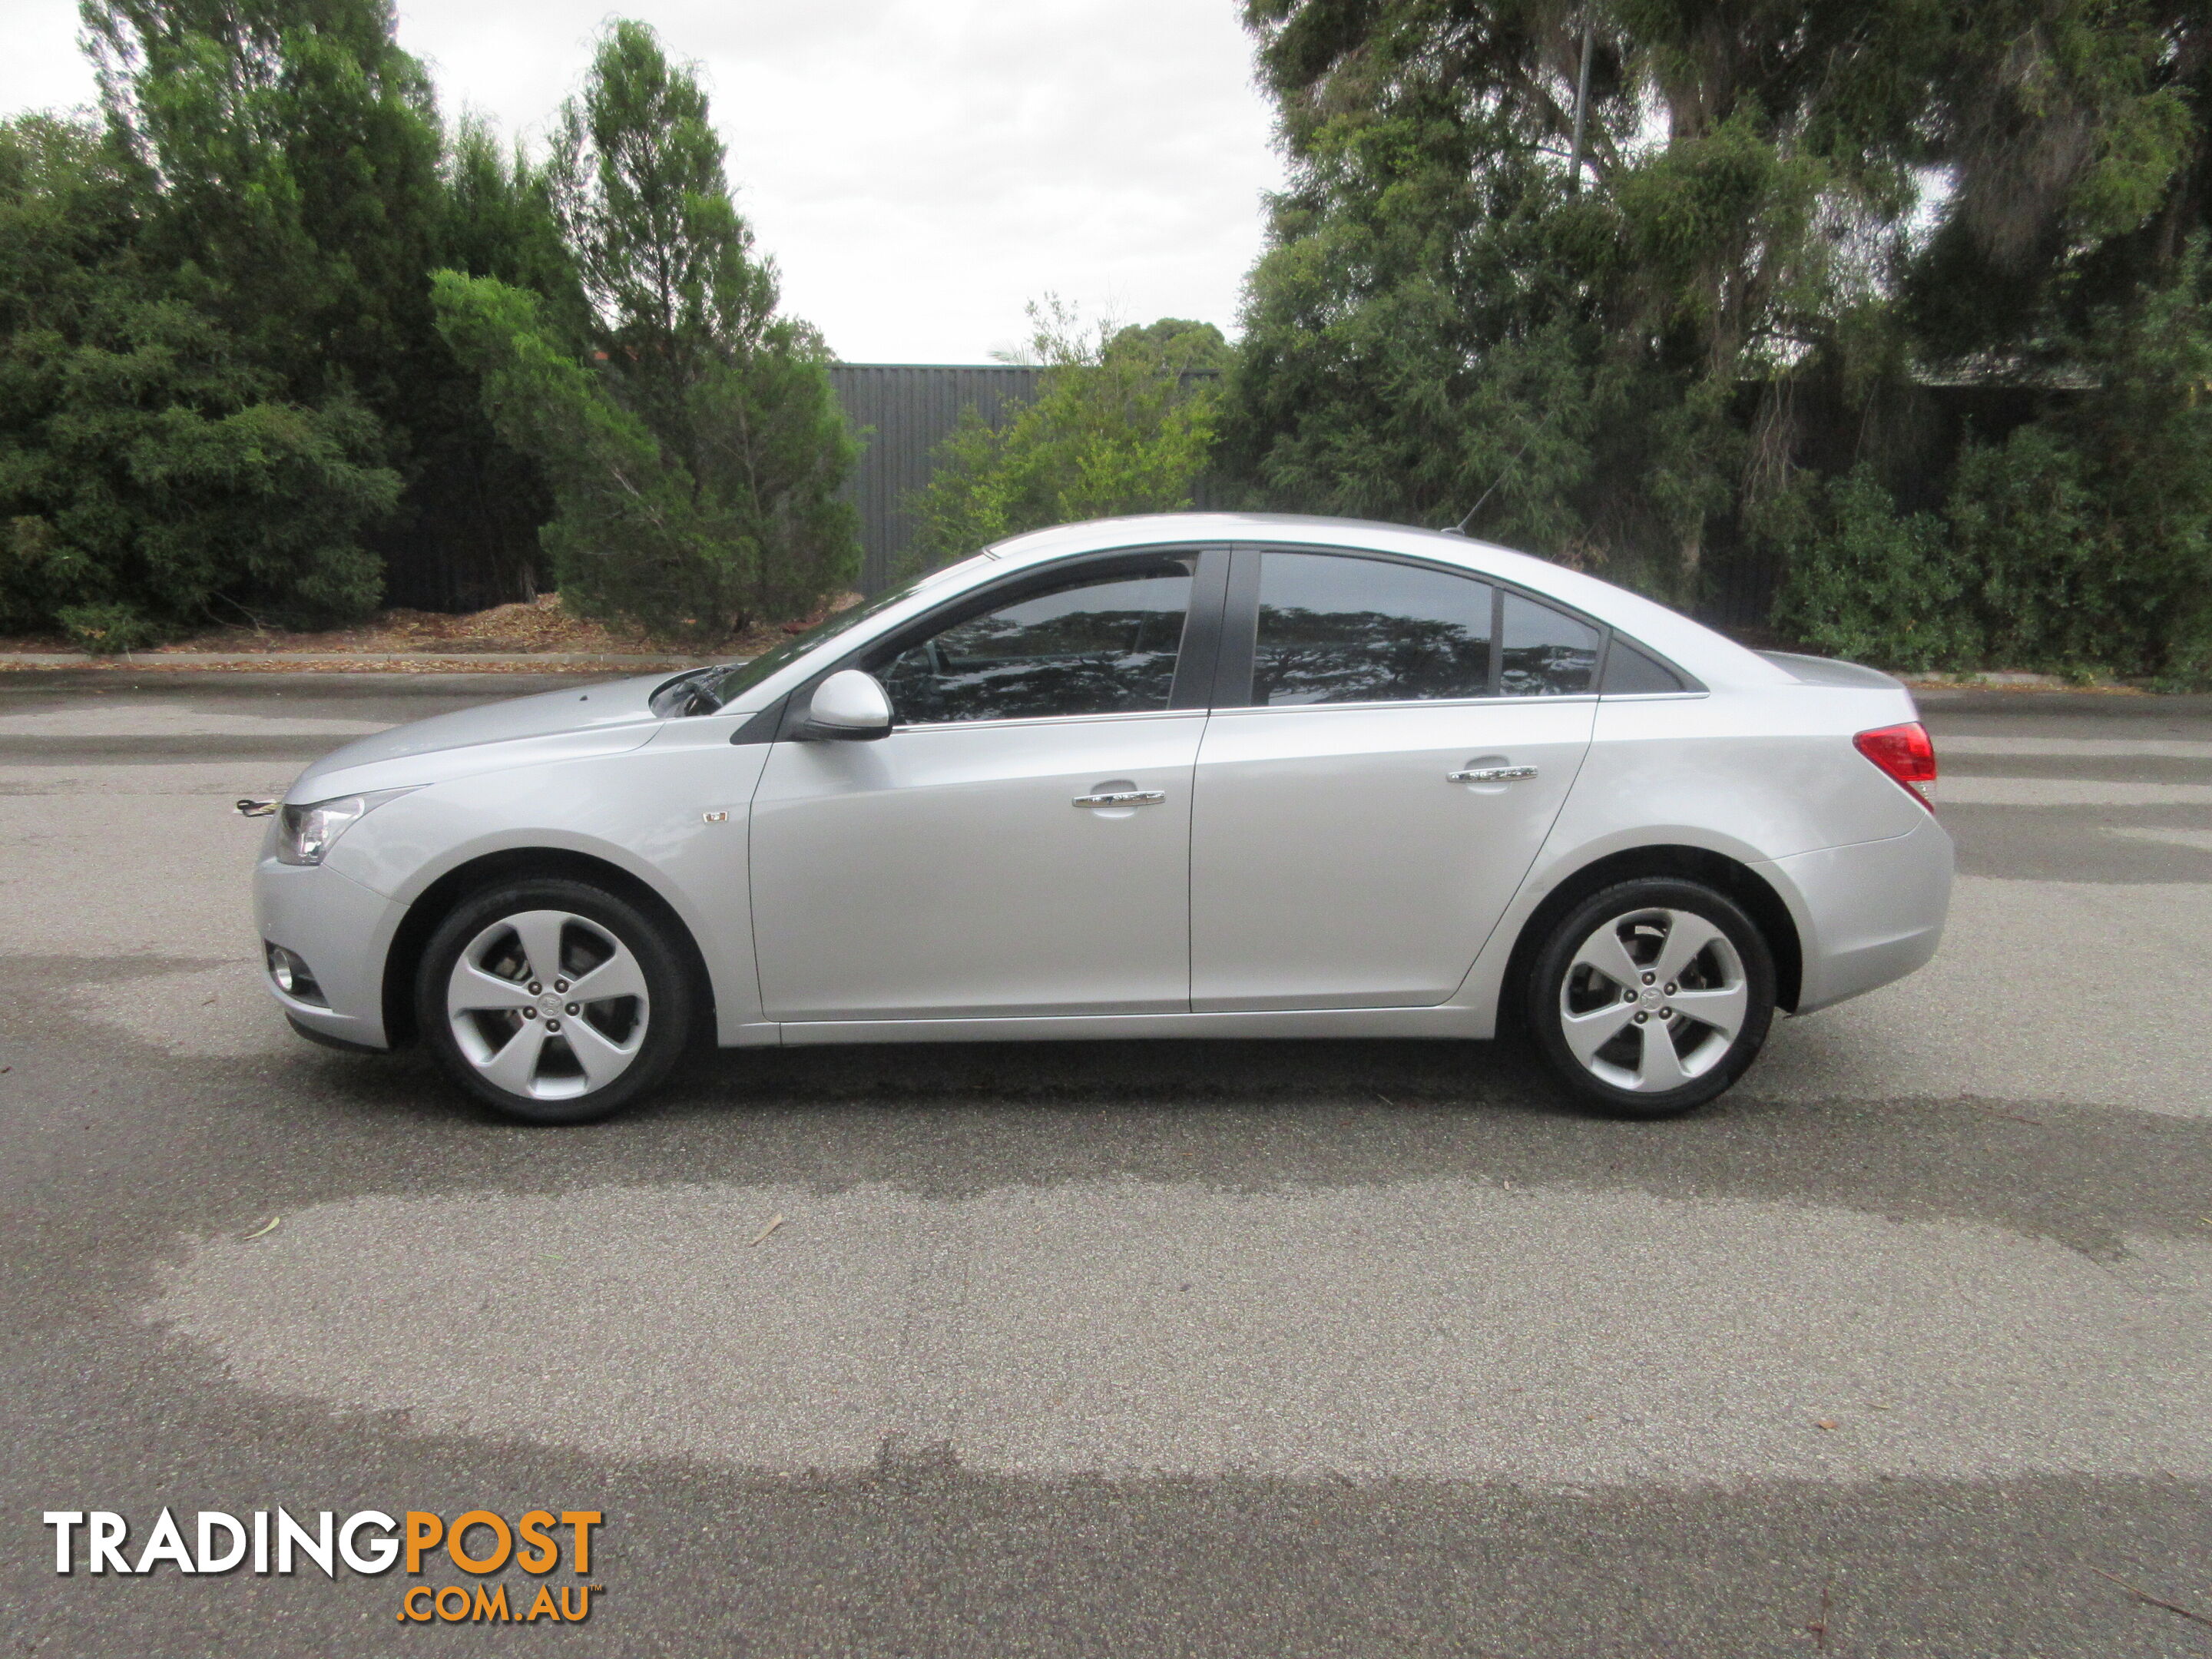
<box><xmin>880</xmin><ymin>558</ymin><xmax>1196</xmax><ymax>725</ymax></box>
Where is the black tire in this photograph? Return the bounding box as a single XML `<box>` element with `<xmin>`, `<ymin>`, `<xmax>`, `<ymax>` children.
<box><xmin>416</xmin><ymin>876</ymin><xmax>694</xmax><ymax>1124</ymax></box>
<box><xmin>1525</xmin><ymin>877</ymin><xmax>1776</xmax><ymax>1119</ymax></box>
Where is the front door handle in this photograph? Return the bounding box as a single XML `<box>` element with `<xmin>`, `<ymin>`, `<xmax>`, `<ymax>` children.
<box><xmin>1449</xmin><ymin>765</ymin><xmax>1538</xmax><ymax>783</ymax></box>
<box><xmin>1074</xmin><ymin>790</ymin><xmax>1167</xmax><ymax>808</ymax></box>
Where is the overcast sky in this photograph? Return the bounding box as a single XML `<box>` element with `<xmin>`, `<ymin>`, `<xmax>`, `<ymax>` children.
<box><xmin>1</xmin><ymin>0</ymin><xmax>1286</xmax><ymax>363</ymax></box>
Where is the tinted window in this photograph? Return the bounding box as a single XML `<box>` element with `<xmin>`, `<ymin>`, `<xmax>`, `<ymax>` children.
<box><xmin>879</xmin><ymin>558</ymin><xmax>1194</xmax><ymax>724</ymax></box>
<box><xmin>1252</xmin><ymin>553</ymin><xmax>1493</xmax><ymax>706</ymax></box>
<box><xmin>691</xmin><ymin>556</ymin><xmax>992</xmax><ymax>713</ymax></box>
<box><xmin>1499</xmin><ymin>592</ymin><xmax>1601</xmax><ymax>696</ymax></box>
<box><xmin>1600</xmin><ymin>639</ymin><xmax>1687</xmax><ymax>694</ymax></box>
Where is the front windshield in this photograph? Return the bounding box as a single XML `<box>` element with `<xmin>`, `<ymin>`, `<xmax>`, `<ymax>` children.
<box><xmin>694</xmin><ymin>564</ymin><xmax>969</xmax><ymax>712</ymax></box>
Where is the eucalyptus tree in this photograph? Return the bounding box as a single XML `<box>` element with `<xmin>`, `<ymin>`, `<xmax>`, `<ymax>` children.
<box><xmin>1225</xmin><ymin>0</ymin><xmax>1945</xmax><ymax>592</ymax></box>
<box><xmin>1227</xmin><ymin>0</ymin><xmax>2212</xmax><ymax>661</ymax></box>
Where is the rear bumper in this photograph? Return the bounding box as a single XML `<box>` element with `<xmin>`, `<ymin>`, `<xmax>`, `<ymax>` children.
<box><xmin>1767</xmin><ymin>810</ymin><xmax>1953</xmax><ymax>1014</ymax></box>
<box><xmin>253</xmin><ymin>857</ymin><xmax>407</xmax><ymax>1050</ymax></box>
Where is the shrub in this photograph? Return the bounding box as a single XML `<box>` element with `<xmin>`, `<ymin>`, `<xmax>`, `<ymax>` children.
<box><xmin>55</xmin><ymin>601</ymin><xmax>162</xmax><ymax>654</ymax></box>
<box><xmin>906</xmin><ymin>304</ymin><xmax>1222</xmax><ymax>575</ymax></box>
<box><xmin>1943</xmin><ymin>427</ymin><xmax>2108</xmax><ymax>673</ymax></box>
<box><xmin>1770</xmin><ymin>466</ymin><xmax>1977</xmax><ymax>671</ymax></box>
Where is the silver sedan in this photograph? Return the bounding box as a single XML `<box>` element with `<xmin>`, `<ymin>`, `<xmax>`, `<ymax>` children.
<box><xmin>253</xmin><ymin>513</ymin><xmax>1952</xmax><ymax>1123</ymax></box>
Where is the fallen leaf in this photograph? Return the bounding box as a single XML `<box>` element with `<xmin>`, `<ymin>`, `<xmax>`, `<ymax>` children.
<box><xmin>240</xmin><ymin>1217</ymin><xmax>280</xmax><ymax>1241</ymax></box>
<box><xmin>1816</xmin><ymin>1419</ymin><xmax>1839</xmax><ymax>1431</ymax></box>
<box><xmin>750</xmin><ymin>1214</ymin><xmax>785</xmax><ymax>1247</ymax></box>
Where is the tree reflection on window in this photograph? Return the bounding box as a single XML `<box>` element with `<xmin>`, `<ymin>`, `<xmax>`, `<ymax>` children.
<box><xmin>1254</xmin><ymin>553</ymin><xmax>1494</xmax><ymax>705</ymax></box>
<box><xmin>1499</xmin><ymin>591</ymin><xmax>1601</xmax><ymax>695</ymax></box>
<box><xmin>882</xmin><ymin>563</ymin><xmax>1194</xmax><ymax>724</ymax></box>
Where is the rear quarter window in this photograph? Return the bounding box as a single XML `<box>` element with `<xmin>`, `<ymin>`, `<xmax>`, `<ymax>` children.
<box><xmin>1599</xmin><ymin>640</ymin><xmax>1688</xmax><ymax>694</ymax></box>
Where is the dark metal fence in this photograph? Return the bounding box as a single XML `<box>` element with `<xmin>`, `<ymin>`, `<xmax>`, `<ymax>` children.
<box><xmin>385</xmin><ymin>363</ymin><xmax>2041</xmax><ymax>634</ymax></box>
<box><xmin>828</xmin><ymin>365</ymin><xmax>1044</xmax><ymax>593</ymax></box>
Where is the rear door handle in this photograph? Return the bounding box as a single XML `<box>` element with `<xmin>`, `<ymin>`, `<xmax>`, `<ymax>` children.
<box><xmin>1449</xmin><ymin>766</ymin><xmax>1538</xmax><ymax>783</ymax></box>
<box><xmin>1074</xmin><ymin>790</ymin><xmax>1167</xmax><ymax>807</ymax></box>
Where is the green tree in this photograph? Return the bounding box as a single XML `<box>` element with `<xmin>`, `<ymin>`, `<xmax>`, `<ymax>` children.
<box><xmin>1225</xmin><ymin>0</ymin><xmax>2212</xmax><ymax>687</ymax></box>
<box><xmin>1944</xmin><ymin>245</ymin><xmax>2212</xmax><ymax>680</ymax></box>
<box><xmin>410</xmin><ymin>117</ymin><xmax>584</xmax><ymax>604</ymax></box>
<box><xmin>435</xmin><ymin>21</ymin><xmax>857</xmax><ymax>637</ymax></box>
<box><xmin>1905</xmin><ymin>0</ymin><xmax>2200</xmax><ymax>358</ymax></box>
<box><xmin>82</xmin><ymin>0</ymin><xmax>561</xmax><ymax>608</ymax></box>
<box><xmin>0</xmin><ymin>112</ymin><xmax>397</xmax><ymax>646</ymax></box>
<box><xmin>908</xmin><ymin>302</ymin><xmax>1224</xmax><ymax>572</ymax></box>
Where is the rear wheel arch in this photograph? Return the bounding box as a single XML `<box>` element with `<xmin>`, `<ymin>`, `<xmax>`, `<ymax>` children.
<box><xmin>381</xmin><ymin>849</ymin><xmax>716</xmax><ymax>1048</ymax></box>
<box><xmin>1499</xmin><ymin>844</ymin><xmax>1803</xmax><ymax>1031</ymax></box>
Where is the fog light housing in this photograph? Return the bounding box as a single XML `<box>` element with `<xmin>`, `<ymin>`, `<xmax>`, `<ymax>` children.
<box><xmin>265</xmin><ymin>943</ymin><xmax>328</xmax><ymax>1007</ymax></box>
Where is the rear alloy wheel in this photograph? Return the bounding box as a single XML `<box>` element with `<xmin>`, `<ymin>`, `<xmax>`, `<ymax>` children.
<box><xmin>1527</xmin><ymin>878</ymin><xmax>1776</xmax><ymax>1118</ymax></box>
<box><xmin>418</xmin><ymin>877</ymin><xmax>691</xmax><ymax>1124</ymax></box>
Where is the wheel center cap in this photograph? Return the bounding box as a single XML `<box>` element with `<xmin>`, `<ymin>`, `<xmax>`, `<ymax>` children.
<box><xmin>1639</xmin><ymin>986</ymin><xmax>1664</xmax><ymax>1008</ymax></box>
<box><xmin>537</xmin><ymin>992</ymin><xmax>564</xmax><ymax>1018</ymax></box>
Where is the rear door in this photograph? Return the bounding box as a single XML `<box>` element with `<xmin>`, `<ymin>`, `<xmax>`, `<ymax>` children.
<box><xmin>1189</xmin><ymin>548</ymin><xmax>1598</xmax><ymax>1012</ymax></box>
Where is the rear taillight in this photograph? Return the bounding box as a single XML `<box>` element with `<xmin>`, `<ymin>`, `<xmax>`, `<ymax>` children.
<box><xmin>1854</xmin><ymin>721</ymin><xmax>1936</xmax><ymax>810</ymax></box>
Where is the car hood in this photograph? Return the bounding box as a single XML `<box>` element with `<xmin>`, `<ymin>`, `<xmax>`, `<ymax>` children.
<box><xmin>285</xmin><ymin>674</ymin><xmax>672</xmax><ymax>802</ymax></box>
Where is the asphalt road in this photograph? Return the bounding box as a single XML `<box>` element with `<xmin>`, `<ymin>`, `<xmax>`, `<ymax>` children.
<box><xmin>2</xmin><ymin>670</ymin><xmax>2207</xmax><ymax>1657</ymax></box>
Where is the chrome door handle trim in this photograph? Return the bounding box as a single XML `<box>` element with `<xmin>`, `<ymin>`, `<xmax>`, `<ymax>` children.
<box><xmin>1449</xmin><ymin>766</ymin><xmax>1538</xmax><ymax>783</ymax></box>
<box><xmin>1073</xmin><ymin>790</ymin><xmax>1167</xmax><ymax>807</ymax></box>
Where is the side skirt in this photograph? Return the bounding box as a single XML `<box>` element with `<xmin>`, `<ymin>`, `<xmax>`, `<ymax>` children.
<box><xmin>761</xmin><ymin>1005</ymin><xmax>1490</xmax><ymax>1047</ymax></box>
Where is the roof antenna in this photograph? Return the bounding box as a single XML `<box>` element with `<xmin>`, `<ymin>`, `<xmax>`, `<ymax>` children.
<box><xmin>1443</xmin><ymin>435</ymin><xmax>1534</xmax><ymax>537</ymax></box>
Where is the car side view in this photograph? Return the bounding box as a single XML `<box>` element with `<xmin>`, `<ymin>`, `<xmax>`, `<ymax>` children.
<box><xmin>253</xmin><ymin>513</ymin><xmax>1952</xmax><ymax>1123</ymax></box>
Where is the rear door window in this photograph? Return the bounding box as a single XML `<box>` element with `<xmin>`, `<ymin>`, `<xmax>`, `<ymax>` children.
<box><xmin>1499</xmin><ymin>591</ymin><xmax>1602</xmax><ymax>696</ymax></box>
<box><xmin>1251</xmin><ymin>552</ymin><xmax>1494</xmax><ymax>705</ymax></box>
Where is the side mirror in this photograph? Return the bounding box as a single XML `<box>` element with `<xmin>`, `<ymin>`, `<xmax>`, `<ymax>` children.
<box><xmin>801</xmin><ymin>669</ymin><xmax>893</xmax><ymax>740</ymax></box>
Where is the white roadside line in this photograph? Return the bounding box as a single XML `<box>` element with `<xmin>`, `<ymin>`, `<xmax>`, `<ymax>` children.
<box><xmin>1939</xmin><ymin>777</ymin><xmax>2212</xmax><ymax>807</ymax></box>
<box><xmin>1935</xmin><ymin>736</ymin><xmax>2212</xmax><ymax>760</ymax></box>
<box><xmin>2106</xmin><ymin>826</ymin><xmax>2212</xmax><ymax>853</ymax></box>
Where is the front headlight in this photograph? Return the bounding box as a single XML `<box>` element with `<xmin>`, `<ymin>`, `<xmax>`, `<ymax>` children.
<box><xmin>276</xmin><ymin>788</ymin><xmax>418</xmax><ymax>866</ymax></box>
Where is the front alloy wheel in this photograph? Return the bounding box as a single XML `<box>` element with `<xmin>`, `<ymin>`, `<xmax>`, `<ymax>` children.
<box><xmin>1528</xmin><ymin>879</ymin><xmax>1776</xmax><ymax>1118</ymax></box>
<box><xmin>419</xmin><ymin>878</ymin><xmax>690</xmax><ymax>1123</ymax></box>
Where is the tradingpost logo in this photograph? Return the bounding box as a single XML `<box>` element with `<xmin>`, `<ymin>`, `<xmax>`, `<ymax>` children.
<box><xmin>42</xmin><ymin>1507</ymin><xmax>603</xmax><ymax>1624</ymax></box>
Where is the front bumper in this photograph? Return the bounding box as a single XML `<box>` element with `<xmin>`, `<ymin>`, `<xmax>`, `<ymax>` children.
<box><xmin>252</xmin><ymin>856</ymin><xmax>408</xmax><ymax>1049</ymax></box>
<box><xmin>1770</xmin><ymin>809</ymin><xmax>1955</xmax><ymax>1014</ymax></box>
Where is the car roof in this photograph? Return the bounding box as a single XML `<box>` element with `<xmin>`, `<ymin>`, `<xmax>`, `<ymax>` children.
<box><xmin>981</xmin><ymin>513</ymin><xmax>1786</xmax><ymax>688</ymax></box>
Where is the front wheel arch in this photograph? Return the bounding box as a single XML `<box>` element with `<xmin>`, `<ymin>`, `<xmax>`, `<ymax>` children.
<box><xmin>1498</xmin><ymin>844</ymin><xmax>1802</xmax><ymax>1038</ymax></box>
<box><xmin>381</xmin><ymin>849</ymin><xmax>716</xmax><ymax>1050</ymax></box>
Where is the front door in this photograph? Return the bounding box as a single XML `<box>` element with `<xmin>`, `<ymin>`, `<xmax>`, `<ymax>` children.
<box><xmin>750</xmin><ymin>552</ymin><xmax>1215</xmax><ymax>1022</ymax></box>
<box><xmin>1191</xmin><ymin>551</ymin><xmax>1598</xmax><ymax>1011</ymax></box>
